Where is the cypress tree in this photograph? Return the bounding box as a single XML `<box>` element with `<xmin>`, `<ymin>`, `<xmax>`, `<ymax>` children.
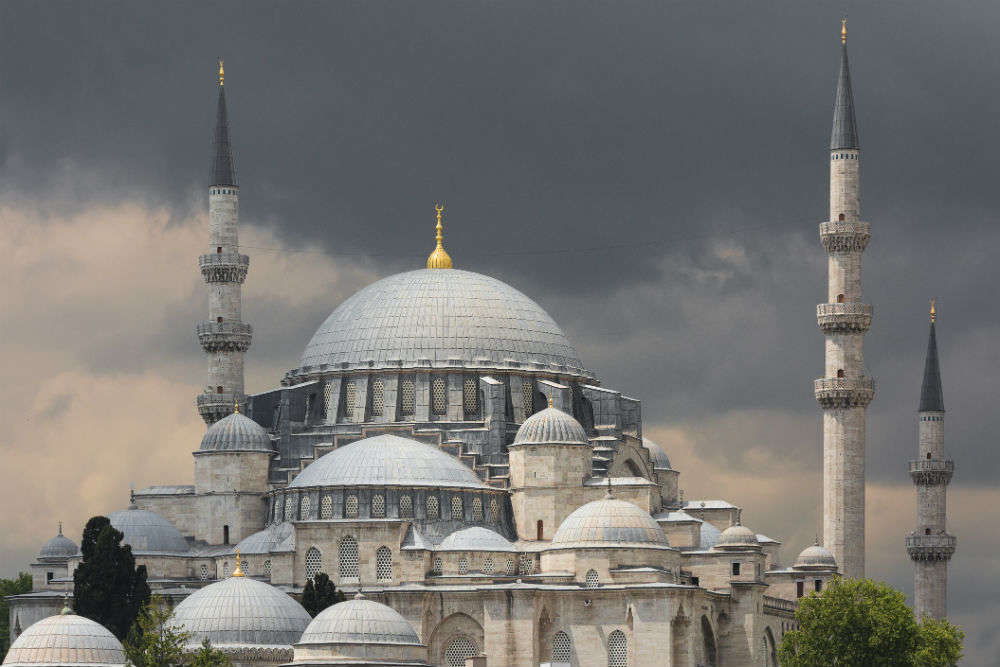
<box><xmin>301</xmin><ymin>573</ymin><xmax>345</xmax><ymax>617</ymax></box>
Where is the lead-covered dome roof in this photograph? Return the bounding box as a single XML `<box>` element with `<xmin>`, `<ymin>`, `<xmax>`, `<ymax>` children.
<box><xmin>168</xmin><ymin>575</ymin><xmax>311</xmax><ymax>649</ymax></box>
<box><xmin>297</xmin><ymin>269</ymin><xmax>589</xmax><ymax>377</ymax></box>
<box><xmin>794</xmin><ymin>543</ymin><xmax>837</xmax><ymax>570</ymax></box>
<box><xmin>552</xmin><ymin>497</ymin><xmax>669</xmax><ymax>548</ymax></box>
<box><xmin>199</xmin><ymin>411</ymin><xmax>273</xmax><ymax>453</ymax></box>
<box><xmin>437</xmin><ymin>527</ymin><xmax>515</xmax><ymax>552</ymax></box>
<box><xmin>714</xmin><ymin>523</ymin><xmax>760</xmax><ymax>550</ymax></box>
<box><xmin>297</xmin><ymin>597</ymin><xmax>422</xmax><ymax>647</ymax></box>
<box><xmin>3</xmin><ymin>610</ymin><xmax>125</xmax><ymax>667</ymax></box>
<box><xmin>108</xmin><ymin>506</ymin><xmax>189</xmax><ymax>554</ymax></box>
<box><xmin>513</xmin><ymin>405</ymin><xmax>588</xmax><ymax>446</ymax></box>
<box><xmin>39</xmin><ymin>527</ymin><xmax>77</xmax><ymax>559</ymax></box>
<box><xmin>288</xmin><ymin>434</ymin><xmax>488</xmax><ymax>490</ymax></box>
<box><xmin>642</xmin><ymin>437</ymin><xmax>672</xmax><ymax>470</ymax></box>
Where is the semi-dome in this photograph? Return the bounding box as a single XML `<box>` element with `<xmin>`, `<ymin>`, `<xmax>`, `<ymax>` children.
<box><xmin>552</xmin><ymin>497</ymin><xmax>669</xmax><ymax>548</ymax></box>
<box><xmin>297</xmin><ymin>269</ymin><xmax>589</xmax><ymax>377</ymax></box>
<box><xmin>288</xmin><ymin>434</ymin><xmax>488</xmax><ymax>490</ymax></box>
<box><xmin>107</xmin><ymin>506</ymin><xmax>189</xmax><ymax>554</ymax></box>
<box><xmin>642</xmin><ymin>437</ymin><xmax>672</xmax><ymax>470</ymax></box>
<box><xmin>794</xmin><ymin>543</ymin><xmax>838</xmax><ymax>570</ymax></box>
<box><xmin>513</xmin><ymin>405</ymin><xmax>588</xmax><ymax>446</ymax></box>
<box><xmin>3</xmin><ymin>608</ymin><xmax>125</xmax><ymax>667</ymax></box>
<box><xmin>297</xmin><ymin>596</ymin><xmax>423</xmax><ymax>647</ymax></box>
<box><xmin>39</xmin><ymin>525</ymin><xmax>77</xmax><ymax>559</ymax></box>
<box><xmin>199</xmin><ymin>410</ymin><xmax>273</xmax><ymax>453</ymax></box>
<box><xmin>437</xmin><ymin>527</ymin><xmax>515</xmax><ymax>552</ymax></box>
<box><xmin>714</xmin><ymin>523</ymin><xmax>761</xmax><ymax>550</ymax></box>
<box><xmin>168</xmin><ymin>573</ymin><xmax>311</xmax><ymax>649</ymax></box>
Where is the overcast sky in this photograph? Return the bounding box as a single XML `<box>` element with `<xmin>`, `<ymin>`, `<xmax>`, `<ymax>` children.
<box><xmin>0</xmin><ymin>1</ymin><xmax>997</xmax><ymax>663</ymax></box>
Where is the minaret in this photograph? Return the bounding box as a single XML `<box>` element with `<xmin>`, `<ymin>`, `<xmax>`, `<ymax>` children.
<box><xmin>907</xmin><ymin>301</ymin><xmax>956</xmax><ymax>619</ymax></box>
<box><xmin>814</xmin><ymin>20</ymin><xmax>874</xmax><ymax>579</ymax></box>
<box><xmin>196</xmin><ymin>60</ymin><xmax>252</xmax><ymax>425</ymax></box>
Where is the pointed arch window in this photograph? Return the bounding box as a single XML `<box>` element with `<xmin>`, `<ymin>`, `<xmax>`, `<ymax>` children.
<box><xmin>608</xmin><ymin>630</ymin><xmax>628</xmax><ymax>667</ymax></box>
<box><xmin>552</xmin><ymin>631</ymin><xmax>572</xmax><ymax>662</ymax></box>
<box><xmin>305</xmin><ymin>546</ymin><xmax>322</xmax><ymax>581</ymax></box>
<box><xmin>376</xmin><ymin>546</ymin><xmax>392</xmax><ymax>582</ymax></box>
<box><xmin>338</xmin><ymin>536</ymin><xmax>359</xmax><ymax>581</ymax></box>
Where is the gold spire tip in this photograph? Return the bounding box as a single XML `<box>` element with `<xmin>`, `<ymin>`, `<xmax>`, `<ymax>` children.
<box><xmin>234</xmin><ymin>398</ymin><xmax>240</xmax><ymax>414</ymax></box>
<box><xmin>232</xmin><ymin>549</ymin><xmax>244</xmax><ymax>577</ymax></box>
<box><xmin>548</xmin><ymin>397</ymin><xmax>554</xmax><ymax>408</ymax></box>
<box><xmin>930</xmin><ymin>298</ymin><xmax>936</xmax><ymax>323</ymax></box>
<box><xmin>218</xmin><ymin>59</ymin><xmax>225</xmax><ymax>86</ymax></box>
<box><xmin>841</xmin><ymin>19</ymin><xmax>847</xmax><ymax>44</ymax></box>
<box><xmin>426</xmin><ymin>203</ymin><xmax>453</xmax><ymax>269</ymax></box>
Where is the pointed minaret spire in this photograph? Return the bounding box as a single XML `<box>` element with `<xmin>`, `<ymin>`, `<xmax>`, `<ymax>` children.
<box><xmin>211</xmin><ymin>59</ymin><xmax>238</xmax><ymax>188</ymax></box>
<box><xmin>920</xmin><ymin>300</ymin><xmax>944</xmax><ymax>412</ymax></box>
<box><xmin>831</xmin><ymin>20</ymin><xmax>859</xmax><ymax>151</ymax></box>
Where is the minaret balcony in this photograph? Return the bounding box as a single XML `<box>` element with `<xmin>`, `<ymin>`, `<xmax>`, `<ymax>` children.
<box><xmin>909</xmin><ymin>459</ymin><xmax>954</xmax><ymax>485</ymax></box>
<box><xmin>199</xmin><ymin>253</ymin><xmax>249</xmax><ymax>283</ymax></box>
<box><xmin>814</xmin><ymin>376</ymin><xmax>875</xmax><ymax>408</ymax></box>
<box><xmin>819</xmin><ymin>220</ymin><xmax>870</xmax><ymax>252</ymax></box>
<box><xmin>196</xmin><ymin>392</ymin><xmax>246</xmax><ymax>425</ymax></box>
<box><xmin>196</xmin><ymin>321</ymin><xmax>252</xmax><ymax>352</ymax></box>
<box><xmin>906</xmin><ymin>533</ymin><xmax>956</xmax><ymax>561</ymax></box>
<box><xmin>816</xmin><ymin>302</ymin><xmax>872</xmax><ymax>333</ymax></box>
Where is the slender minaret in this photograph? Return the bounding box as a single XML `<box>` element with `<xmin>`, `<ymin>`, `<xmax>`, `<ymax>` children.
<box><xmin>196</xmin><ymin>60</ymin><xmax>252</xmax><ymax>425</ymax></box>
<box><xmin>907</xmin><ymin>301</ymin><xmax>956</xmax><ymax>619</ymax></box>
<box><xmin>814</xmin><ymin>20</ymin><xmax>874</xmax><ymax>579</ymax></box>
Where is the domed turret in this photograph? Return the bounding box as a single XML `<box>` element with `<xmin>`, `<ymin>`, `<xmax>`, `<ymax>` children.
<box><xmin>794</xmin><ymin>541</ymin><xmax>838</xmax><ymax>571</ymax></box>
<box><xmin>514</xmin><ymin>402</ymin><xmax>588</xmax><ymax>445</ymax></box>
<box><xmin>199</xmin><ymin>410</ymin><xmax>272</xmax><ymax>453</ymax></box>
<box><xmin>108</xmin><ymin>505</ymin><xmax>189</xmax><ymax>554</ymax></box>
<box><xmin>714</xmin><ymin>522</ymin><xmax>761</xmax><ymax>551</ymax></box>
<box><xmin>552</xmin><ymin>498</ymin><xmax>669</xmax><ymax>549</ymax></box>
<box><xmin>38</xmin><ymin>524</ymin><xmax>77</xmax><ymax>560</ymax></box>
<box><xmin>3</xmin><ymin>606</ymin><xmax>125</xmax><ymax>667</ymax></box>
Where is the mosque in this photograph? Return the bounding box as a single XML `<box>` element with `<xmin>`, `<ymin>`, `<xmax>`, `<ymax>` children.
<box><xmin>5</xmin><ymin>23</ymin><xmax>955</xmax><ymax>667</ymax></box>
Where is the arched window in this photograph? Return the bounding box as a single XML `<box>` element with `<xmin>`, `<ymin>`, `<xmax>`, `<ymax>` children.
<box><xmin>444</xmin><ymin>636</ymin><xmax>478</xmax><ymax>667</ymax></box>
<box><xmin>518</xmin><ymin>554</ymin><xmax>534</xmax><ymax>575</ymax></box>
<box><xmin>284</xmin><ymin>496</ymin><xmax>295</xmax><ymax>521</ymax></box>
<box><xmin>552</xmin><ymin>630</ymin><xmax>572</xmax><ymax>662</ymax></box>
<box><xmin>432</xmin><ymin>378</ymin><xmax>447</xmax><ymax>415</ymax></box>
<box><xmin>585</xmin><ymin>569</ymin><xmax>599</xmax><ymax>588</ymax></box>
<box><xmin>451</xmin><ymin>496</ymin><xmax>463</xmax><ymax>520</ymax></box>
<box><xmin>345</xmin><ymin>495</ymin><xmax>359</xmax><ymax>518</ymax></box>
<box><xmin>701</xmin><ymin>616</ymin><xmax>717</xmax><ymax>667</ymax></box>
<box><xmin>608</xmin><ymin>630</ymin><xmax>627</xmax><ymax>667</ymax></box>
<box><xmin>399</xmin><ymin>495</ymin><xmax>413</xmax><ymax>518</ymax></box>
<box><xmin>323</xmin><ymin>382</ymin><xmax>334</xmax><ymax>420</ymax></box>
<box><xmin>371</xmin><ymin>494</ymin><xmax>386</xmax><ymax>518</ymax></box>
<box><xmin>343</xmin><ymin>381</ymin><xmax>357</xmax><ymax>417</ymax></box>
<box><xmin>200</xmin><ymin>564</ymin><xmax>208</xmax><ymax>580</ymax></box>
<box><xmin>263</xmin><ymin>560</ymin><xmax>271</xmax><ymax>577</ymax></box>
<box><xmin>216</xmin><ymin>386</ymin><xmax>223</xmax><ymax>394</ymax></box>
<box><xmin>376</xmin><ymin>546</ymin><xmax>392</xmax><ymax>582</ymax></box>
<box><xmin>482</xmin><ymin>557</ymin><xmax>495</xmax><ymax>575</ymax></box>
<box><xmin>504</xmin><ymin>558</ymin><xmax>516</xmax><ymax>576</ymax></box>
<box><xmin>463</xmin><ymin>377</ymin><xmax>479</xmax><ymax>416</ymax></box>
<box><xmin>339</xmin><ymin>536</ymin><xmax>359</xmax><ymax>581</ymax></box>
<box><xmin>426</xmin><ymin>496</ymin><xmax>440</xmax><ymax>520</ymax></box>
<box><xmin>472</xmin><ymin>497</ymin><xmax>483</xmax><ymax>521</ymax></box>
<box><xmin>837</xmin><ymin>293</ymin><xmax>845</xmax><ymax>303</ymax></box>
<box><xmin>400</xmin><ymin>377</ymin><xmax>415</xmax><ymax>416</ymax></box>
<box><xmin>837</xmin><ymin>369</ymin><xmax>845</xmax><ymax>378</ymax></box>
<box><xmin>488</xmin><ymin>498</ymin><xmax>499</xmax><ymax>523</ymax></box>
<box><xmin>838</xmin><ymin>213</ymin><xmax>845</xmax><ymax>221</ymax></box>
<box><xmin>458</xmin><ymin>557</ymin><xmax>469</xmax><ymax>574</ymax></box>
<box><xmin>432</xmin><ymin>558</ymin><xmax>443</xmax><ymax>575</ymax></box>
<box><xmin>537</xmin><ymin>520</ymin><xmax>544</xmax><ymax>540</ymax></box>
<box><xmin>305</xmin><ymin>547</ymin><xmax>322</xmax><ymax>581</ymax></box>
<box><xmin>522</xmin><ymin>382</ymin><xmax>534</xmax><ymax>416</ymax></box>
<box><xmin>370</xmin><ymin>377</ymin><xmax>385</xmax><ymax>417</ymax></box>
<box><xmin>320</xmin><ymin>495</ymin><xmax>333</xmax><ymax>519</ymax></box>
<box><xmin>300</xmin><ymin>495</ymin><xmax>311</xmax><ymax>519</ymax></box>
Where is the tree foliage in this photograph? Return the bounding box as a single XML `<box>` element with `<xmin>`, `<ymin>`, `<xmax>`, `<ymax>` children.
<box><xmin>301</xmin><ymin>572</ymin><xmax>346</xmax><ymax>617</ymax></box>
<box><xmin>914</xmin><ymin>617</ymin><xmax>964</xmax><ymax>667</ymax></box>
<box><xmin>779</xmin><ymin>578</ymin><xmax>963</xmax><ymax>667</ymax></box>
<box><xmin>73</xmin><ymin>516</ymin><xmax>150</xmax><ymax>640</ymax></box>
<box><xmin>124</xmin><ymin>597</ymin><xmax>187</xmax><ymax>667</ymax></box>
<box><xmin>187</xmin><ymin>639</ymin><xmax>231</xmax><ymax>667</ymax></box>
<box><xmin>0</xmin><ymin>572</ymin><xmax>33</xmax><ymax>660</ymax></box>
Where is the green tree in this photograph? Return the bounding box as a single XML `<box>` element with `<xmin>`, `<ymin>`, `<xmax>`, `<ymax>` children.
<box><xmin>779</xmin><ymin>578</ymin><xmax>921</xmax><ymax>667</ymax></box>
<box><xmin>0</xmin><ymin>572</ymin><xmax>33</xmax><ymax>660</ymax></box>
<box><xmin>123</xmin><ymin>597</ymin><xmax>187</xmax><ymax>667</ymax></box>
<box><xmin>73</xmin><ymin>516</ymin><xmax>150</xmax><ymax>640</ymax></box>
<box><xmin>914</xmin><ymin>617</ymin><xmax>964</xmax><ymax>667</ymax></box>
<box><xmin>186</xmin><ymin>639</ymin><xmax>230</xmax><ymax>667</ymax></box>
<box><xmin>301</xmin><ymin>572</ymin><xmax>345</xmax><ymax>617</ymax></box>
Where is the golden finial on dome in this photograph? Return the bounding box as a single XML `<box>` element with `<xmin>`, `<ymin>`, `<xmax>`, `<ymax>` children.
<box><xmin>234</xmin><ymin>397</ymin><xmax>240</xmax><ymax>414</ymax></box>
<box><xmin>426</xmin><ymin>204</ymin><xmax>453</xmax><ymax>269</ymax></box>
<box><xmin>232</xmin><ymin>549</ymin><xmax>244</xmax><ymax>577</ymax></box>
<box><xmin>218</xmin><ymin>59</ymin><xmax>225</xmax><ymax>87</ymax></box>
<box><xmin>548</xmin><ymin>397</ymin><xmax>554</xmax><ymax>408</ymax></box>
<box><xmin>841</xmin><ymin>19</ymin><xmax>847</xmax><ymax>44</ymax></box>
<box><xmin>930</xmin><ymin>298</ymin><xmax>936</xmax><ymax>323</ymax></box>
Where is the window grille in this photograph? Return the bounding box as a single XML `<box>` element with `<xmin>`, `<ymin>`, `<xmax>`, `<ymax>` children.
<box><xmin>376</xmin><ymin>546</ymin><xmax>392</xmax><ymax>582</ymax></box>
<box><xmin>275</xmin><ymin>496</ymin><xmax>284</xmax><ymax>521</ymax></box>
<box><xmin>200</xmin><ymin>565</ymin><xmax>208</xmax><ymax>580</ymax></box>
<box><xmin>505</xmin><ymin>559</ymin><xmax>516</xmax><ymax>576</ymax></box>
<box><xmin>339</xmin><ymin>536</ymin><xmax>359</xmax><ymax>580</ymax></box>
<box><xmin>323</xmin><ymin>382</ymin><xmax>334</xmax><ymax>419</ymax></box>
<box><xmin>370</xmin><ymin>378</ymin><xmax>385</xmax><ymax>417</ymax></box>
<box><xmin>371</xmin><ymin>494</ymin><xmax>386</xmax><ymax>518</ymax></box>
<box><xmin>432</xmin><ymin>558</ymin><xmax>443</xmax><ymax>575</ymax></box>
<box><xmin>585</xmin><ymin>569</ymin><xmax>600</xmax><ymax>588</ymax></box>
<box><xmin>432</xmin><ymin>378</ymin><xmax>447</xmax><ymax>415</ymax></box>
<box><xmin>608</xmin><ymin>630</ymin><xmax>627</xmax><ymax>667</ymax></box>
<box><xmin>300</xmin><ymin>495</ymin><xmax>311</xmax><ymax>519</ymax></box>
<box><xmin>345</xmin><ymin>495</ymin><xmax>359</xmax><ymax>518</ymax></box>
<box><xmin>488</xmin><ymin>498</ymin><xmax>499</xmax><ymax>523</ymax></box>
<box><xmin>344</xmin><ymin>381</ymin><xmax>357</xmax><ymax>416</ymax></box>
<box><xmin>522</xmin><ymin>381</ymin><xmax>534</xmax><ymax>416</ymax></box>
<box><xmin>426</xmin><ymin>496</ymin><xmax>439</xmax><ymax>520</ymax></box>
<box><xmin>482</xmin><ymin>557</ymin><xmax>495</xmax><ymax>575</ymax></box>
<box><xmin>472</xmin><ymin>497</ymin><xmax>483</xmax><ymax>521</ymax></box>
<box><xmin>451</xmin><ymin>496</ymin><xmax>463</xmax><ymax>520</ymax></box>
<box><xmin>263</xmin><ymin>560</ymin><xmax>271</xmax><ymax>577</ymax></box>
<box><xmin>399</xmin><ymin>495</ymin><xmax>413</xmax><ymax>518</ymax></box>
<box><xmin>321</xmin><ymin>495</ymin><xmax>333</xmax><ymax>519</ymax></box>
<box><xmin>444</xmin><ymin>637</ymin><xmax>477</xmax><ymax>667</ymax></box>
<box><xmin>552</xmin><ymin>631</ymin><xmax>572</xmax><ymax>662</ymax></box>
<box><xmin>223</xmin><ymin>562</ymin><xmax>228</xmax><ymax>576</ymax></box>
<box><xmin>400</xmin><ymin>377</ymin><xmax>415</xmax><ymax>415</ymax></box>
<box><xmin>458</xmin><ymin>557</ymin><xmax>469</xmax><ymax>574</ymax></box>
<box><xmin>518</xmin><ymin>554</ymin><xmax>534</xmax><ymax>575</ymax></box>
<box><xmin>463</xmin><ymin>377</ymin><xmax>478</xmax><ymax>416</ymax></box>
<box><xmin>284</xmin><ymin>495</ymin><xmax>295</xmax><ymax>521</ymax></box>
<box><xmin>305</xmin><ymin>547</ymin><xmax>322</xmax><ymax>581</ymax></box>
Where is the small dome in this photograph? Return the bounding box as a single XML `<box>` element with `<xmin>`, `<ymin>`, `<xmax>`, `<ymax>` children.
<box><xmin>699</xmin><ymin>521</ymin><xmax>722</xmax><ymax>549</ymax></box>
<box><xmin>794</xmin><ymin>543</ymin><xmax>837</xmax><ymax>570</ymax></box>
<box><xmin>714</xmin><ymin>523</ymin><xmax>760</xmax><ymax>550</ymax></box>
<box><xmin>288</xmin><ymin>434</ymin><xmax>488</xmax><ymax>490</ymax></box>
<box><xmin>3</xmin><ymin>611</ymin><xmax>125</xmax><ymax>667</ymax></box>
<box><xmin>437</xmin><ymin>527</ymin><xmax>515</xmax><ymax>552</ymax></box>
<box><xmin>199</xmin><ymin>411</ymin><xmax>273</xmax><ymax>453</ymax></box>
<box><xmin>107</xmin><ymin>507</ymin><xmax>189</xmax><ymax>554</ymax></box>
<box><xmin>642</xmin><ymin>437</ymin><xmax>672</xmax><ymax>470</ymax></box>
<box><xmin>39</xmin><ymin>527</ymin><xmax>77</xmax><ymax>559</ymax></box>
<box><xmin>168</xmin><ymin>575</ymin><xmax>311</xmax><ymax>649</ymax></box>
<box><xmin>236</xmin><ymin>522</ymin><xmax>294</xmax><ymax>555</ymax></box>
<box><xmin>513</xmin><ymin>405</ymin><xmax>588</xmax><ymax>446</ymax></box>
<box><xmin>552</xmin><ymin>498</ymin><xmax>669</xmax><ymax>548</ymax></box>
<box><xmin>298</xmin><ymin>597</ymin><xmax>423</xmax><ymax>647</ymax></box>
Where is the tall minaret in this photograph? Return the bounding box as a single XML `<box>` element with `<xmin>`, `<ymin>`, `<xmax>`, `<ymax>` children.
<box><xmin>196</xmin><ymin>60</ymin><xmax>252</xmax><ymax>425</ymax></box>
<box><xmin>814</xmin><ymin>20</ymin><xmax>874</xmax><ymax>579</ymax></box>
<box><xmin>906</xmin><ymin>301</ymin><xmax>956</xmax><ymax>619</ymax></box>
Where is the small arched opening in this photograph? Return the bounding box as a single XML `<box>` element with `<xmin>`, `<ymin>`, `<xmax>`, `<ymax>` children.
<box><xmin>838</xmin><ymin>213</ymin><xmax>845</xmax><ymax>221</ymax></box>
<box><xmin>537</xmin><ymin>520</ymin><xmax>544</xmax><ymax>540</ymax></box>
<box><xmin>837</xmin><ymin>369</ymin><xmax>845</xmax><ymax>378</ymax></box>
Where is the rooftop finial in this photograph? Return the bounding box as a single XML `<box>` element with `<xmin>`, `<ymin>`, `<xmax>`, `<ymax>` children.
<box><xmin>605</xmin><ymin>475</ymin><xmax>613</xmax><ymax>499</ymax></box>
<box><xmin>426</xmin><ymin>203</ymin><xmax>453</xmax><ymax>269</ymax></box>
<box><xmin>841</xmin><ymin>18</ymin><xmax>847</xmax><ymax>44</ymax></box>
<box><xmin>218</xmin><ymin>58</ymin><xmax>225</xmax><ymax>87</ymax></box>
<box><xmin>232</xmin><ymin>549</ymin><xmax>244</xmax><ymax>577</ymax></box>
<box><xmin>129</xmin><ymin>486</ymin><xmax>137</xmax><ymax>509</ymax></box>
<box><xmin>234</xmin><ymin>397</ymin><xmax>240</xmax><ymax>414</ymax></box>
<box><xmin>58</xmin><ymin>521</ymin><xmax>63</xmax><ymax>536</ymax></box>
<box><xmin>930</xmin><ymin>298</ymin><xmax>936</xmax><ymax>323</ymax></box>
<box><xmin>548</xmin><ymin>397</ymin><xmax>554</xmax><ymax>409</ymax></box>
<box><xmin>61</xmin><ymin>594</ymin><xmax>72</xmax><ymax>615</ymax></box>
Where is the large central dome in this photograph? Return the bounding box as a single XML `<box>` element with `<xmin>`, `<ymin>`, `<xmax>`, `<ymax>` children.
<box><xmin>297</xmin><ymin>269</ymin><xmax>589</xmax><ymax>377</ymax></box>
